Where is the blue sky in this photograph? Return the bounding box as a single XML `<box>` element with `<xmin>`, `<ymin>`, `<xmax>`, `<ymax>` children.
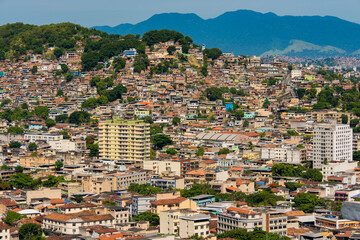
<box><xmin>1</xmin><ymin>0</ymin><xmax>360</xmax><ymax>27</ymax></box>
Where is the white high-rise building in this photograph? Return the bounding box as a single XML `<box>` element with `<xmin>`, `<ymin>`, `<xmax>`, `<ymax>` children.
<box><xmin>312</xmin><ymin>122</ymin><xmax>353</xmax><ymax>169</ymax></box>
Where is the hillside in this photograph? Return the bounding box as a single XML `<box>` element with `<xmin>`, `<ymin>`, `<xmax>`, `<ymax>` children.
<box><xmin>94</xmin><ymin>10</ymin><xmax>360</xmax><ymax>57</ymax></box>
<box><xmin>0</xmin><ymin>23</ymin><xmax>203</xmax><ymax>72</ymax></box>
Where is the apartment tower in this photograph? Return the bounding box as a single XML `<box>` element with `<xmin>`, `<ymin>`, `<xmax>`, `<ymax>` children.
<box><xmin>99</xmin><ymin>117</ymin><xmax>150</xmax><ymax>162</ymax></box>
<box><xmin>312</xmin><ymin>122</ymin><xmax>353</xmax><ymax>169</ymax></box>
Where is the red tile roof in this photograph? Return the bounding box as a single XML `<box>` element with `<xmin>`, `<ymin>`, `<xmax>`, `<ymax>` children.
<box><xmin>50</xmin><ymin>198</ymin><xmax>66</xmax><ymax>205</ymax></box>
<box><xmin>151</xmin><ymin>197</ymin><xmax>188</xmax><ymax>206</ymax></box>
<box><xmin>0</xmin><ymin>222</ymin><xmax>9</xmax><ymax>230</ymax></box>
<box><xmin>227</xmin><ymin>207</ymin><xmax>257</xmax><ymax>215</ymax></box>
<box><xmin>185</xmin><ymin>169</ymin><xmax>205</xmax><ymax>176</ymax></box>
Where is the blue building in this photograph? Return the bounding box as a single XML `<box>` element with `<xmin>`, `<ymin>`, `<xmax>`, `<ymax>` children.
<box><xmin>190</xmin><ymin>194</ymin><xmax>215</xmax><ymax>207</ymax></box>
<box><xmin>225</xmin><ymin>103</ymin><xmax>234</xmax><ymax>111</ymax></box>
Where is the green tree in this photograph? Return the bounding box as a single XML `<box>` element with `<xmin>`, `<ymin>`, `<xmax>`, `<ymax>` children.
<box><xmin>8</xmin><ymin>126</ymin><xmax>24</xmax><ymax>134</ymax></box>
<box><xmin>0</xmin><ymin>99</ymin><xmax>11</xmax><ymax>107</ymax></box>
<box><xmin>234</xmin><ymin>110</ymin><xmax>244</xmax><ymax>120</ymax></box>
<box><xmin>243</xmin><ymin>120</ymin><xmax>249</xmax><ymax>127</ymax></box>
<box><xmin>245</xmin><ymin>188</ymin><xmax>284</xmax><ymax>206</ymax></box>
<box><xmin>74</xmin><ymin>195</ymin><xmax>83</xmax><ymax>203</ymax></box>
<box><xmin>68</xmin><ymin>111</ymin><xmax>91</xmax><ymax>125</ymax></box>
<box><xmin>142</xmin><ymin>29</ymin><xmax>185</xmax><ymax>46</ymax></box>
<box><xmin>28</xmin><ymin>143</ymin><xmax>37</xmax><ymax>151</ymax></box>
<box><xmin>59</xmin><ymin>129</ymin><xmax>70</xmax><ymax>139</ymax></box>
<box><xmin>133</xmin><ymin>212</ymin><xmax>159</xmax><ymax>226</ymax></box>
<box><xmin>65</xmin><ymin>74</ymin><xmax>73</xmax><ymax>82</ymax></box>
<box><xmin>180</xmin><ymin>183</ymin><xmax>216</xmax><ymax>198</ymax></box>
<box><xmin>19</xmin><ymin>223</ymin><xmax>43</xmax><ymax>240</ymax></box>
<box><xmin>86</xmin><ymin>135</ymin><xmax>95</xmax><ymax>145</ymax></box>
<box><xmin>294</xmin><ymin>192</ymin><xmax>322</xmax><ymax>213</ymax></box>
<box><xmin>196</xmin><ymin>147</ymin><xmax>205</xmax><ymax>156</ymax></box>
<box><xmin>128</xmin><ymin>183</ymin><xmax>162</xmax><ymax>196</ymax></box>
<box><xmin>55</xmin><ymin>161</ymin><xmax>63</xmax><ymax>171</ymax></box>
<box><xmin>201</xmin><ymin>65</ymin><xmax>208</xmax><ymax>77</ymax></box>
<box><xmin>15</xmin><ymin>166</ymin><xmax>24</xmax><ymax>173</ymax></box>
<box><xmin>53</xmin><ymin>48</ymin><xmax>64</xmax><ymax>58</ymax></box>
<box><xmin>166</xmin><ymin>148</ymin><xmax>177</xmax><ymax>156</ymax></box>
<box><xmin>341</xmin><ymin>114</ymin><xmax>349</xmax><ymax>124</ymax></box>
<box><xmin>285</xmin><ymin>182</ymin><xmax>300</xmax><ymax>191</ymax></box>
<box><xmin>151</xmin><ymin>134</ymin><xmax>173</xmax><ymax>150</ymax></box>
<box><xmin>103</xmin><ymin>201</ymin><xmax>116</xmax><ymax>206</ymax></box>
<box><xmin>263</xmin><ymin>99</ymin><xmax>270</xmax><ymax>108</ymax></box>
<box><xmin>61</xmin><ymin>64</ymin><xmax>69</xmax><ymax>74</ymax></box>
<box><xmin>271</xmin><ymin>163</ymin><xmax>305</xmax><ymax>177</ymax></box>
<box><xmin>141</xmin><ymin>116</ymin><xmax>154</xmax><ymax>124</ymax></box>
<box><xmin>182</xmin><ymin>44</ymin><xmax>190</xmax><ymax>54</ymax></box>
<box><xmin>150</xmin><ymin>148</ymin><xmax>156</xmax><ymax>159</ymax></box>
<box><xmin>9</xmin><ymin>141</ymin><xmax>21</xmax><ymax>148</ymax></box>
<box><xmin>172</xmin><ymin>117</ymin><xmax>181</xmax><ymax>125</ymax></box>
<box><xmin>1</xmin><ymin>165</ymin><xmax>9</xmax><ymax>170</ymax></box>
<box><xmin>150</xmin><ymin>125</ymin><xmax>163</xmax><ymax>135</ymax></box>
<box><xmin>205</xmin><ymin>87</ymin><xmax>223</xmax><ymax>101</ymax></box>
<box><xmin>34</xmin><ymin>106</ymin><xmax>49</xmax><ymax>120</ymax></box>
<box><xmin>20</xmin><ymin>103</ymin><xmax>28</xmax><ymax>110</ymax></box>
<box><xmin>55</xmin><ymin>114</ymin><xmax>68</xmax><ymax>123</ymax></box>
<box><xmin>303</xmin><ymin>169</ymin><xmax>323</xmax><ymax>181</ymax></box>
<box><xmin>42</xmin><ymin>175</ymin><xmax>65</xmax><ymax>187</ymax></box>
<box><xmin>4</xmin><ymin>211</ymin><xmax>24</xmax><ymax>226</ymax></box>
<box><xmin>218</xmin><ymin>148</ymin><xmax>230</xmax><ymax>155</ymax></box>
<box><xmin>296</xmin><ymin>88</ymin><xmax>306</xmax><ymax>99</ymax></box>
<box><xmin>31</xmin><ymin>66</ymin><xmax>37</xmax><ymax>74</ymax></box>
<box><xmin>167</xmin><ymin>46</ymin><xmax>176</xmax><ymax>55</ymax></box>
<box><xmin>56</xmin><ymin>89</ymin><xmax>64</xmax><ymax>96</ymax></box>
<box><xmin>87</xmin><ymin>143</ymin><xmax>99</xmax><ymax>157</ymax></box>
<box><xmin>351</xmin><ymin>119</ymin><xmax>360</xmax><ymax>128</ymax></box>
<box><xmin>82</xmin><ymin>51</ymin><xmax>100</xmax><ymax>71</ymax></box>
<box><xmin>9</xmin><ymin>173</ymin><xmax>40</xmax><ymax>189</ymax></box>
<box><xmin>113</xmin><ymin>57</ymin><xmax>126</xmax><ymax>71</ymax></box>
<box><xmin>133</xmin><ymin>54</ymin><xmax>149</xmax><ymax>73</ymax></box>
<box><xmin>354</xmin><ymin>150</ymin><xmax>360</xmax><ymax>161</ymax></box>
<box><xmin>45</xmin><ymin>119</ymin><xmax>56</xmax><ymax>128</ymax></box>
<box><xmin>203</xmin><ymin>48</ymin><xmax>222</xmax><ymax>59</ymax></box>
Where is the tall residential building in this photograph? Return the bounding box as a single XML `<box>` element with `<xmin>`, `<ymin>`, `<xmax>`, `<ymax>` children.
<box><xmin>312</xmin><ymin>122</ymin><xmax>353</xmax><ymax>169</ymax></box>
<box><xmin>99</xmin><ymin>117</ymin><xmax>150</xmax><ymax>162</ymax></box>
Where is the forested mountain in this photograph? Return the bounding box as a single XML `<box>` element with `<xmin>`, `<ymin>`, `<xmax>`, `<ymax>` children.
<box><xmin>94</xmin><ymin>10</ymin><xmax>360</xmax><ymax>57</ymax></box>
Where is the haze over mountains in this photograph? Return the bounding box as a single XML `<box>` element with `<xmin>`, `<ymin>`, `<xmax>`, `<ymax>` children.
<box><xmin>94</xmin><ymin>10</ymin><xmax>360</xmax><ymax>57</ymax></box>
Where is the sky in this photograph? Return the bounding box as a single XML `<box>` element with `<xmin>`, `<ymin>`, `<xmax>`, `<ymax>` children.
<box><xmin>1</xmin><ymin>0</ymin><xmax>360</xmax><ymax>27</ymax></box>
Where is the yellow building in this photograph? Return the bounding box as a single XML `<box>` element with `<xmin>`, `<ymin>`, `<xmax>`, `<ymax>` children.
<box><xmin>151</xmin><ymin>196</ymin><xmax>197</xmax><ymax>215</ymax></box>
<box><xmin>99</xmin><ymin>117</ymin><xmax>150</xmax><ymax>161</ymax></box>
<box><xmin>19</xmin><ymin>155</ymin><xmax>56</xmax><ymax>168</ymax></box>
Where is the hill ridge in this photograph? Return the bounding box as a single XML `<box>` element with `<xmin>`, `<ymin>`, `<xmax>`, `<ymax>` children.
<box><xmin>93</xmin><ymin>9</ymin><xmax>360</xmax><ymax>57</ymax></box>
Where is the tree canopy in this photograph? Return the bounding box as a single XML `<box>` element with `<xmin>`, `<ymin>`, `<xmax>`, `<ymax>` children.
<box><xmin>19</xmin><ymin>223</ymin><xmax>43</xmax><ymax>240</ymax></box>
<box><xmin>272</xmin><ymin>163</ymin><xmax>323</xmax><ymax>181</ymax></box>
<box><xmin>203</xmin><ymin>48</ymin><xmax>222</xmax><ymax>59</ymax></box>
<box><xmin>151</xmin><ymin>134</ymin><xmax>173</xmax><ymax>150</ymax></box>
<box><xmin>293</xmin><ymin>192</ymin><xmax>324</xmax><ymax>213</ymax></box>
<box><xmin>142</xmin><ymin>29</ymin><xmax>185</xmax><ymax>46</ymax></box>
<box><xmin>128</xmin><ymin>183</ymin><xmax>162</xmax><ymax>195</ymax></box>
<box><xmin>133</xmin><ymin>212</ymin><xmax>159</xmax><ymax>226</ymax></box>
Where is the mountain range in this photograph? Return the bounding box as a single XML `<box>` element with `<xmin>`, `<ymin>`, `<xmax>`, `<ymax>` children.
<box><xmin>93</xmin><ymin>10</ymin><xmax>360</xmax><ymax>57</ymax></box>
